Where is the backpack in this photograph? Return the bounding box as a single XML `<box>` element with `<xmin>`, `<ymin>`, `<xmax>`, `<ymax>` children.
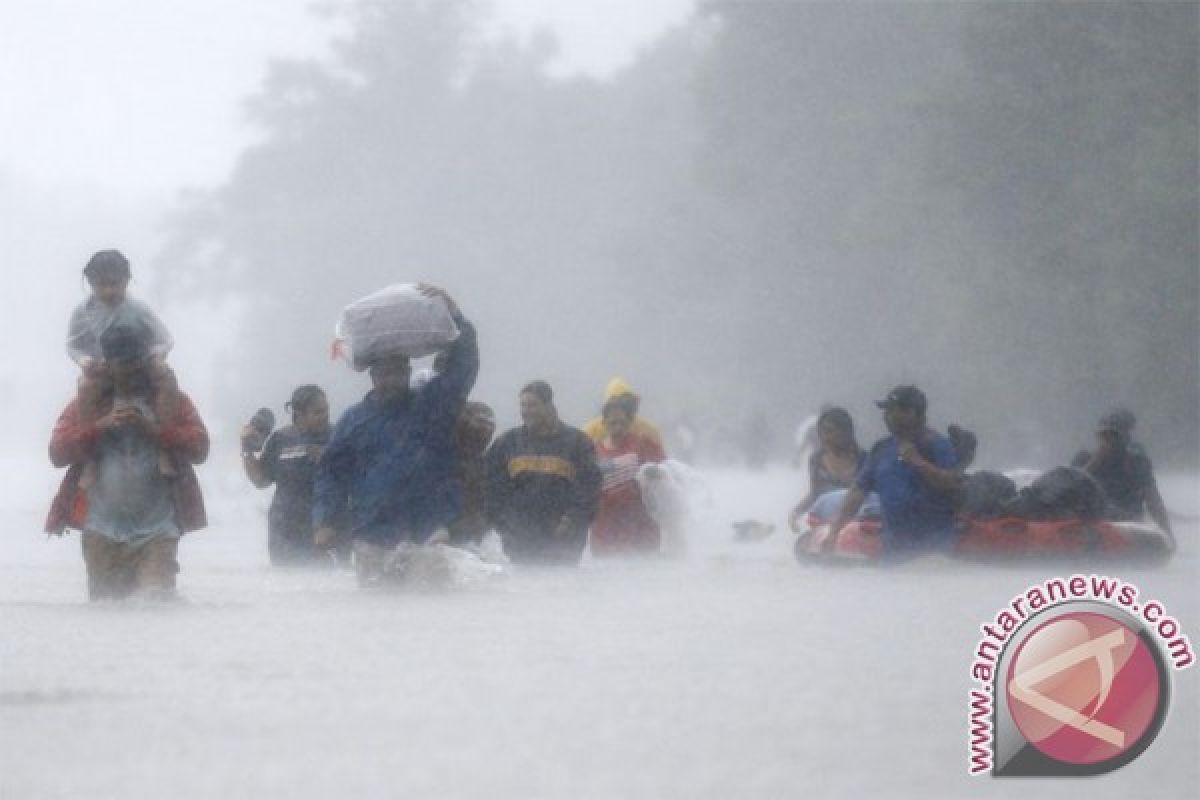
<box><xmin>1004</xmin><ymin>467</ymin><xmax>1106</xmax><ymax>520</ymax></box>
<box><xmin>959</xmin><ymin>471</ymin><xmax>1017</xmax><ymax>518</ymax></box>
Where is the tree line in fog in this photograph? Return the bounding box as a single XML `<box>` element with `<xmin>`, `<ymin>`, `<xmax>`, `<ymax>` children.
<box><xmin>159</xmin><ymin>1</ymin><xmax>1198</xmax><ymax>467</ymax></box>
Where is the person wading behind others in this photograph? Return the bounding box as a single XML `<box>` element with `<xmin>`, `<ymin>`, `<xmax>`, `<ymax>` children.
<box><xmin>484</xmin><ymin>381</ymin><xmax>601</xmax><ymax>566</ymax></box>
<box><xmin>409</xmin><ymin>354</ymin><xmax>497</xmax><ymax>549</ymax></box>
<box><xmin>242</xmin><ymin>385</ymin><xmax>337</xmax><ymax>566</ymax></box>
<box><xmin>447</xmin><ymin>400</ymin><xmax>497</xmax><ymax>548</ymax></box>
<box><xmin>828</xmin><ymin>386</ymin><xmax>960</xmax><ymax>558</ymax></box>
<box><xmin>312</xmin><ymin>285</ymin><xmax>478</xmax><ymax>587</ymax></box>
<box><xmin>45</xmin><ymin>321</ymin><xmax>209</xmax><ymax>600</ymax></box>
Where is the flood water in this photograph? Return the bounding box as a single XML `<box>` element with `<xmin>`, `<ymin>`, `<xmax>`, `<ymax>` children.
<box><xmin>2</xmin><ymin>459</ymin><xmax>1196</xmax><ymax>799</ymax></box>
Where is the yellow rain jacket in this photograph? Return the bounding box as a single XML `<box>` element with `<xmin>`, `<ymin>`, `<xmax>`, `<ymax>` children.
<box><xmin>582</xmin><ymin>377</ymin><xmax>663</xmax><ymax>446</ymax></box>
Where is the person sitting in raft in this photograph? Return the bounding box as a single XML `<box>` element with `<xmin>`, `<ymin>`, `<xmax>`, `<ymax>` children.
<box><xmin>1071</xmin><ymin>409</ymin><xmax>1173</xmax><ymax>549</ymax></box>
<box><xmin>827</xmin><ymin>386</ymin><xmax>961</xmax><ymax>558</ymax></box>
<box><xmin>788</xmin><ymin>406</ymin><xmax>865</xmax><ymax>532</ymax></box>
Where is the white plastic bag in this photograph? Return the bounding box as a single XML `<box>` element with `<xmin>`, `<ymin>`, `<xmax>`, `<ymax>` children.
<box><xmin>334</xmin><ymin>283</ymin><xmax>459</xmax><ymax>370</ymax></box>
<box><xmin>637</xmin><ymin>459</ymin><xmax>711</xmax><ymax>558</ymax></box>
<box><xmin>366</xmin><ymin>533</ymin><xmax>507</xmax><ymax>590</ymax></box>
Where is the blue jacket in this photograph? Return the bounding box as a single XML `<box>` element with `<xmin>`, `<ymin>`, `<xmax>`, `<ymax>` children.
<box><xmin>313</xmin><ymin>316</ymin><xmax>479</xmax><ymax>545</ymax></box>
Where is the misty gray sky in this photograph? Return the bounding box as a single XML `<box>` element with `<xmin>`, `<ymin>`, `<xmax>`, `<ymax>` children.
<box><xmin>0</xmin><ymin>0</ymin><xmax>695</xmax><ymax>449</ymax></box>
<box><xmin>2</xmin><ymin>1</ymin><xmax>1193</xmax><ymax>468</ymax></box>
<box><xmin>0</xmin><ymin>0</ymin><xmax>694</xmax><ymax>197</ymax></box>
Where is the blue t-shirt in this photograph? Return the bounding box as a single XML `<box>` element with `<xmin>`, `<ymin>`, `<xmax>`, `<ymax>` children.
<box><xmin>856</xmin><ymin>431</ymin><xmax>959</xmax><ymax>555</ymax></box>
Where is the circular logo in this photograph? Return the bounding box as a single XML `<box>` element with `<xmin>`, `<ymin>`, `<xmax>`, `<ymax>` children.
<box><xmin>1005</xmin><ymin>611</ymin><xmax>1166</xmax><ymax>768</ymax></box>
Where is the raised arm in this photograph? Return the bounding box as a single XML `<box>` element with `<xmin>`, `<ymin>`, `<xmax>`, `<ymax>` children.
<box><xmin>241</xmin><ymin>427</ymin><xmax>275</xmax><ymax>489</ymax></box>
<box><xmin>423</xmin><ymin>314</ymin><xmax>479</xmax><ymax>410</ymax></box>
<box><xmin>417</xmin><ymin>286</ymin><xmax>479</xmax><ymax>410</ymax></box>
<box><xmin>899</xmin><ymin>436</ymin><xmax>961</xmax><ymax>492</ymax></box>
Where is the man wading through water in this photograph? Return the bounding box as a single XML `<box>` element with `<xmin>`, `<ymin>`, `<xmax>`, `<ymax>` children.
<box><xmin>484</xmin><ymin>381</ymin><xmax>601</xmax><ymax>566</ymax></box>
<box><xmin>46</xmin><ymin>321</ymin><xmax>209</xmax><ymax>600</ymax></box>
<box><xmin>312</xmin><ymin>285</ymin><xmax>478</xmax><ymax>586</ymax></box>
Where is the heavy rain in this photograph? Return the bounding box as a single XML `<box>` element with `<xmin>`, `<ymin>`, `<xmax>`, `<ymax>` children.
<box><xmin>1</xmin><ymin>2</ymin><xmax>1196</xmax><ymax>797</ymax></box>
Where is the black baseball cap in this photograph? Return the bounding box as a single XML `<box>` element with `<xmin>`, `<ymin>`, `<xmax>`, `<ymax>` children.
<box><xmin>876</xmin><ymin>385</ymin><xmax>927</xmax><ymax>415</ymax></box>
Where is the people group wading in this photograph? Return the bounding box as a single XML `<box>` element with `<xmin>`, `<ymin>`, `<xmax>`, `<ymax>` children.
<box><xmin>43</xmin><ymin>250</ymin><xmax>1178</xmax><ymax>599</ymax></box>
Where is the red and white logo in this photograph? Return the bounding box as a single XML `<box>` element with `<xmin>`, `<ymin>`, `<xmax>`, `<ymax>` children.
<box><xmin>969</xmin><ymin>578</ymin><xmax>1192</xmax><ymax>776</ymax></box>
<box><xmin>1006</xmin><ymin>611</ymin><xmax>1163</xmax><ymax>767</ymax></box>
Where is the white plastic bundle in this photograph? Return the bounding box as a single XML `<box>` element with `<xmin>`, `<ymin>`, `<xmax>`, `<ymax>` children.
<box><xmin>376</xmin><ymin>533</ymin><xmax>508</xmax><ymax>590</ymax></box>
<box><xmin>637</xmin><ymin>459</ymin><xmax>712</xmax><ymax>558</ymax></box>
<box><xmin>334</xmin><ymin>283</ymin><xmax>459</xmax><ymax>370</ymax></box>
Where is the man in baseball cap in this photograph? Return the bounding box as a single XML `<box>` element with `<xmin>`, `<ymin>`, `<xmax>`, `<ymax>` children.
<box><xmin>875</xmin><ymin>385</ymin><xmax>926</xmax><ymax>415</ymax></box>
<box><xmin>828</xmin><ymin>384</ymin><xmax>963</xmax><ymax>558</ymax></box>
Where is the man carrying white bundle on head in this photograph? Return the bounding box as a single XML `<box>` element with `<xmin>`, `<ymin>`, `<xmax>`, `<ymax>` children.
<box><xmin>313</xmin><ymin>284</ymin><xmax>479</xmax><ymax>587</ymax></box>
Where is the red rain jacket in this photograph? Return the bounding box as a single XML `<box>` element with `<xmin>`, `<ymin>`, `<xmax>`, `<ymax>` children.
<box><xmin>45</xmin><ymin>391</ymin><xmax>209</xmax><ymax>535</ymax></box>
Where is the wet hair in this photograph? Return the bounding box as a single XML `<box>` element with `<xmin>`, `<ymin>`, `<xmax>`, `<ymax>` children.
<box><xmin>285</xmin><ymin>385</ymin><xmax>326</xmax><ymax>419</ymax></box>
<box><xmin>99</xmin><ymin>320</ymin><xmax>151</xmax><ymax>363</ymax></box>
<box><xmin>83</xmin><ymin>249</ymin><xmax>131</xmax><ymax>282</ymax></box>
<box><xmin>817</xmin><ymin>406</ymin><xmax>854</xmax><ymax>436</ymax></box>
<box><xmin>520</xmin><ymin>380</ymin><xmax>554</xmax><ymax>405</ymax></box>
<box><xmin>463</xmin><ymin>400</ymin><xmax>495</xmax><ymax>426</ymax></box>
<box><xmin>603</xmin><ymin>394</ymin><xmax>637</xmax><ymax>420</ymax></box>
<box><xmin>459</xmin><ymin>401</ymin><xmax>497</xmax><ymax>452</ymax></box>
<box><xmin>947</xmin><ymin>424</ymin><xmax>978</xmax><ymax>470</ymax></box>
<box><xmin>817</xmin><ymin>406</ymin><xmax>860</xmax><ymax>451</ymax></box>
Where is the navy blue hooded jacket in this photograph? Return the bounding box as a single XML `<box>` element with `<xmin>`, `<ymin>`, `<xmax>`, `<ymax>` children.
<box><xmin>313</xmin><ymin>315</ymin><xmax>479</xmax><ymax>545</ymax></box>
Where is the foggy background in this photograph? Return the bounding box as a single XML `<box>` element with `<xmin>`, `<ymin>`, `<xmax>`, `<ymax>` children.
<box><xmin>2</xmin><ymin>0</ymin><xmax>1196</xmax><ymax>471</ymax></box>
<box><xmin>1</xmin><ymin>5</ymin><xmax>1197</xmax><ymax>799</ymax></box>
